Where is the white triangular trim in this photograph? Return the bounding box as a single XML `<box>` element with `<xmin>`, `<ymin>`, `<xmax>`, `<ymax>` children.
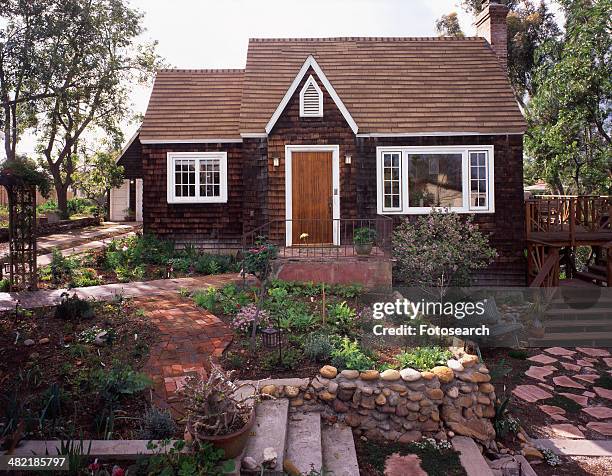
<box><xmin>265</xmin><ymin>55</ymin><xmax>358</xmax><ymax>135</ymax></box>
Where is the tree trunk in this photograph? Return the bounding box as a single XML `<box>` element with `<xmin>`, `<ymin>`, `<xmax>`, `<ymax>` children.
<box><xmin>55</xmin><ymin>182</ymin><xmax>69</xmax><ymax>219</ymax></box>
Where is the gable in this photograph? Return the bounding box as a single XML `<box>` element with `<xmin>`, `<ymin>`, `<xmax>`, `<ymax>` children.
<box><xmin>264</xmin><ymin>56</ymin><xmax>358</xmax><ymax>135</ymax></box>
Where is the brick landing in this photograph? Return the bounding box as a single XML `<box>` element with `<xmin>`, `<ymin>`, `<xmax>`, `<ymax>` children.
<box><xmin>135</xmin><ymin>293</ymin><xmax>234</xmax><ymax>416</ymax></box>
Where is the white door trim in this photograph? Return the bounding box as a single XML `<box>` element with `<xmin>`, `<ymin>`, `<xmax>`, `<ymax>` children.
<box><xmin>284</xmin><ymin>144</ymin><xmax>340</xmax><ymax>247</ymax></box>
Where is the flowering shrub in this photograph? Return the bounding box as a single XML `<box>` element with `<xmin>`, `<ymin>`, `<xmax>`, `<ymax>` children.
<box><xmin>392</xmin><ymin>209</ymin><xmax>497</xmax><ymax>290</ymax></box>
<box><xmin>241</xmin><ymin>237</ymin><xmax>278</xmax><ymax>281</ymax></box>
<box><xmin>232</xmin><ymin>304</ymin><xmax>269</xmax><ymax>333</ymax></box>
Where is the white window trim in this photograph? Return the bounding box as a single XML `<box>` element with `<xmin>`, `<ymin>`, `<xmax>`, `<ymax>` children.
<box><xmin>299</xmin><ymin>75</ymin><xmax>323</xmax><ymax>117</ymax></box>
<box><xmin>166</xmin><ymin>151</ymin><xmax>228</xmax><ymax>204</ymax></box>
<box><xmin>285</xmin><ymin>145</ymin><xmax>340</xmax><ymax>247</ymax></box>
<box><xmin>376</xmin><ymin>145</ymin><xmax>495</xmax><ymax>215</ymax></box>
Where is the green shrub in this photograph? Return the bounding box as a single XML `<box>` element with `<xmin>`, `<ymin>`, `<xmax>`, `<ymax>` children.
<box><xmin>330</xmin><ymin>283</ymin><xmax>363</xmax><ymax>298</ymax></box>
<box><xmin>54</xmin><ymin>292</ymin><xmax>94</xmax><ymax>321</ymax></box>
<box><xmin>492</xmin><ymin>397</ymin><xmax>520</xmax><ymax>438</ymax></box>
<box><xmin>192</xmin><ymin>288</ymin><xmax>217</xmax><ymax>311</ymax></box>
<box><xmin>395</xmin><ymin>346</ymin><xmax>452</xmax><ymax>371</ymax></box>
<box><xmin>353</xmin><ymin>227</ymin><xmax>377</xmax><ymax>244</ymax></box>
<box><xmin>262</xmin><ymin>348</ymin><xmax>302</xmax><ymax>371</ymax></box>
<box><xmin>49</xmin><ymin>248</ymin><xmax>78</xmax><ymax>286</ymax></box>
<box><xmin>303</xmin><ymin>333</ymin><xmax>335</xmax><ymax>362</ymax></box>
<box><xmin>0</xmin><ymin>278</ymin><xmax>9</xmax><ymax>292</ymax></box>
<box><xmin>93</xmin><ymin>364</ymin><xmax>152</xmax><ymax>403</ymax></box>
<box><xmin>38</xmin><ymin>199</ymin><xmax>59</xmax><ymax>214</ymax></box>
<box><xmin>69</xmin><ymin>268</ymin><xmax>101</xmax><ymax>287</ymax></box>
<box><xmin>139</xmin><ymin>407</ymin><xmax>178</xmax><ymax>440</ymax></box>
<box><xmin>327</xmin><ymin>301</ymin><xmax>357</xmax><ymax>334</ymax></box>
<box><xmin>67</xmin><ymin>197</ymin><xmax>97</xmax><ymax>216</ymax></box>
<box><xmin>331</xmin><ymin>337</ymin><xmax>375</xmax><ymax>371</ymax></box>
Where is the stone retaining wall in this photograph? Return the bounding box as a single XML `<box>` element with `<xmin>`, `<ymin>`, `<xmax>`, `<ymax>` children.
<box><xmin>259</xmin><ymin>353</ymin><xmax>497</xmax><ymax>445</ymax></box>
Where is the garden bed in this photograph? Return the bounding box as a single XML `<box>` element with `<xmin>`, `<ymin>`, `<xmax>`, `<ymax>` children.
<box><xmin>0</xmin><ymin>295</ymin><xmax>171</xmax><ymax>442</ymax></box>
<box><xmin>37</xmin><ymin>234</ymin><xmax>240</xmax><ymax>289</ymax></box>
<box><xmin>185</xmin><ymin>279</ymin><xmax>453</xmax><ymax>381</ymax></box>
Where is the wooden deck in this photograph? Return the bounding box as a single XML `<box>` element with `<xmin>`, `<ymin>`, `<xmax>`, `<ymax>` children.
<box><xmin>526</xmin><ymin>196</ymin><xmax>612</xmax><ymax>287</ymax></box>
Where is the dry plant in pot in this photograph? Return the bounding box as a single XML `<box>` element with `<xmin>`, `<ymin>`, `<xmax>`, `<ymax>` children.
<box><xmin>181</xmin><ymin>362</ymin><xmax>266</xmax><ymax>459</ymax></box>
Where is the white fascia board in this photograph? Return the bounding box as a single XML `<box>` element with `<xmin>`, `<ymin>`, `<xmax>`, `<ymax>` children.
<box><xmin>265</xmin><ymin>55</ymin><xmax>358</xmax><ymax>135</ymax></box>
<box><xmin>140</xmin><ymin>138</ymin><xmax>243</xmax><ymax>144</ymax></box>
<box><xmin>357</xmin><ymin>131</ymin><xmax>523</xmax><ymax>138</ymax></box>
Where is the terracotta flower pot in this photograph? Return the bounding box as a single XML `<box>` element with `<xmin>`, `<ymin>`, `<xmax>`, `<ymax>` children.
<box><xmin>354</xmin><ymin>242</ymin><xmax>373</xmax><ymax>256</ymax></box>
<box><xmin>187</xmin><ymin>408</ymin><xmax>256</xmax><ymax>459</ymax></box>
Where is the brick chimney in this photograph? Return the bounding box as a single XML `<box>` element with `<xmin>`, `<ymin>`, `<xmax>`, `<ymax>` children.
<box><xmin>475</xmin><ymin>0</ymin><xmax>509</xmax><ymax>70</ymax></box>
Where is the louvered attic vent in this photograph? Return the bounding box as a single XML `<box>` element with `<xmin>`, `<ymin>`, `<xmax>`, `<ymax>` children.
<box><xmin>299</xmin><ymin>75</ymin><xmax>323</xmax><ymax>117</ymax></box>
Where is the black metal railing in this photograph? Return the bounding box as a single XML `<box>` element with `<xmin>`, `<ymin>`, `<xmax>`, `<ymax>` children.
<box><xmin>241</xmin><ymin>217</ymin><xmax>393</xmax><ymax>259</ymax></box>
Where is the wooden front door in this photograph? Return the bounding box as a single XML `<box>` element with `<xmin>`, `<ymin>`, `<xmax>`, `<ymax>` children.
<box><xmin>291</xmin><ymin>151</ymin><xmax>333</xmax><ymax>244</ymax></box>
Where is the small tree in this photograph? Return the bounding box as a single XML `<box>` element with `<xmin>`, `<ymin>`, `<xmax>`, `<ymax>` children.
<box><xmin>435</xmin><ymin>12</ymin><xmax>465</xmax><ymax>38</ymax></box>
<box><xmin>392</xmin><ymin>210</ymin><xmax>497</xmax><ymax>298</ymax></box>
<box><xmin>240</xmin><ymin>237</ymin><xmax>278</xmax><ymax>347</ymax></box>
<box><xmin>73</xmin><ymin>150</ymin><xmax>124</xmax><ymax>215</ymax></box>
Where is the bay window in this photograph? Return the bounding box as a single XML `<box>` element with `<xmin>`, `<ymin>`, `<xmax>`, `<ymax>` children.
<box><xmin>167</xmin><ymin>152</ymin><xmax>228</xmax><ymax>204</ymax></box>
<box><xmin>376</xmin><ymin>146</ymin><xmax>494</xmax><ymax>214</ymax></box>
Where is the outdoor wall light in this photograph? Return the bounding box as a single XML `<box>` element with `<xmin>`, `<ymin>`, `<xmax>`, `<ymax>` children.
<box><xmin>272</xmin><ymin>157</ymin><xmax>280</xmax><ymax>167</ymax></box>
<box><xmin>345</xmin><ymin>155</ymin><xmax>352</xmax><ymax>164</ymax></box>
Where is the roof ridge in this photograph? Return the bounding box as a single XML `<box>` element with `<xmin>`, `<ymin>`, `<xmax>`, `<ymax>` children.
<box><xmin>249</xmin><ymin>36</ymin><xmax>484</xmax><ymax>42</ymax></box>
<box><xmin>157</xmin><ymin>68</ymin><xmax>245</xmax><ymax>73</ymax></box>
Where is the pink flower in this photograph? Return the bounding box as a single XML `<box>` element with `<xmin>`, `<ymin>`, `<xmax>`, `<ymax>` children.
<box><xmin>112</xmin><ymin>466</ymin><xmax>125</xmax><ymax>476</ymax></box>
<box><xmin>88</xmin><ymin>460</ymin><xmax>101</xmax><ymax>472</ymax></box>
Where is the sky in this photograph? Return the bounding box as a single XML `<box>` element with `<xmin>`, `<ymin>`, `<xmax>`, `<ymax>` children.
<box><xmin>10</xmin><ymin>0</ymin><xmax>561</xmax><ymax>157</ymax></box>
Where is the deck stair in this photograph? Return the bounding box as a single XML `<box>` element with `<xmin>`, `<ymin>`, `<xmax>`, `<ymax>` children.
<box><xmin>235</xmin><ymin>385</ymin><xmax>359</xmax><ymax>475</ymax></box>
<box><xmin>529</xmin><ymin>289</ymin><xmax>612</xmax><ymax>347</ymax></box>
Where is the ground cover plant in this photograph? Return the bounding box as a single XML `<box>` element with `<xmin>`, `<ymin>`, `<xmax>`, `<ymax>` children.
<box><xmin>0</xmin><ymin>295</ymin><xmax>163</xmax><ymax>441</ymax></box>
<box><xmin>38</xmin><ymin>233</ymin><xmax>240</xmax><ymax>289</ymax></box>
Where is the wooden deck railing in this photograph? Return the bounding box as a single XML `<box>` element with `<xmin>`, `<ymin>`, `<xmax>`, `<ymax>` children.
<box><xmin>526</xmin><ymin>195</ymin><xmax>612</xmax><ymax>245</ymax></box>
<box><xmin>528</xmin><ymin>240</ymin><xmax>560</xmax><ymax>287</ymax></box>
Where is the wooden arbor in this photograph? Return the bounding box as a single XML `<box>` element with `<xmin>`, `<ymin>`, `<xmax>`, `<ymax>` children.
<box><xmin>0</xmin><ymin>174</ymin><xmax>37</xmax><ymax>291</ymax></box>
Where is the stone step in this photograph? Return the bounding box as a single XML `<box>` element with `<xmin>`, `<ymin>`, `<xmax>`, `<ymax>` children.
<box><xmin>543</xmin><ymin>318</ymin><xmax>612</xmax><ymax>332</ymax></box>
<box><xmin>242</xmin><ymin>399</ymin><xmax>289</xmax><ymax>473</ymax></box>
<box><xmin>321</xmin><ymin>423</ymin><xmax>360</xmax><ymax>476</ymax></box>
<box><xmin>284</xmin><ymin>411</ymin><xmax>322</xmax><ymax>474</ymax></box>
<box><xmin>451</xmin><ymin>436</ymin><xmax>494</xmax><ymax>476</ymax></box>
<box><xmin>544</xmin><ymin>307</ymin><xmax>612</xmax><ymax>318</ymax></box>
<box><xmin>529</xmin><ymin>331</ymin><xmax>612</xmax><ymax>347</ymax></box>
<box><xmin>533</xmin><ymin>439</ymin><xmax>612</xmax><ymax>456</ymax></box>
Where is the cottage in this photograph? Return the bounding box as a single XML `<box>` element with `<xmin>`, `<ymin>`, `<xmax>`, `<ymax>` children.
<box><xmin>112</xmin><ymin>1</ymin><xmax>527</xmax><ymax>286</ymax></box>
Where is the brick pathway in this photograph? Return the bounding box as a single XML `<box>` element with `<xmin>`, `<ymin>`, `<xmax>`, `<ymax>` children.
<box><xmin>136</xmin><ymin>292</ymin><xmax>234</xmax><ymax>416</ymax></box>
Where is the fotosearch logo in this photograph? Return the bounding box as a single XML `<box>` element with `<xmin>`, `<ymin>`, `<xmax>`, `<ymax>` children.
<box><xmin>372</xmin><ymin>298</ymin><xmax>487</xmax><ymax>320</ymax></box>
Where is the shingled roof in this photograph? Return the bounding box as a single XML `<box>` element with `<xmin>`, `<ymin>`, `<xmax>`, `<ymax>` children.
<box><xmin>140</xmin><ymin>37</ymin><xmax>526</xmax><ymax>142</ymax></box>
<box><xmin>140</xmin><ymin>69</ymin><xmax>244</xmax><ymax>142</ymax></box>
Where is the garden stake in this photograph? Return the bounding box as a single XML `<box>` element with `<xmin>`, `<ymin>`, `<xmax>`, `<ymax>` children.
<box><xmin>322</xmin><ymin>284</ymin><xmax>326</xmax><ymax>325</ymax></box>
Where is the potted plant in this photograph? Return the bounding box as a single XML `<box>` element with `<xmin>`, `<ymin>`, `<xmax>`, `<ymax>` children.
<box><xmin>182</xmin><ymin>363</ymin><xmax>263</xmax><ymax>459</ymax></box>
<box><xmin>353</xmin><ymin>227</ymin><xmax>377</xmax><ymax>256</ymax></box>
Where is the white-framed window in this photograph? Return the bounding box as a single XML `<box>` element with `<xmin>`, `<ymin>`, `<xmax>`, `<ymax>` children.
<box><xmin>299</xmin><ymin>75</ymin><xmax>323</xmax><ymax>117</ymax></box>
<box><xmin>376</xmin><ymin>145</ymin><xmax>494</xmax><ymax>214</ymax></box>
<box><xmin>166</xmin><ymin>152</ymin><xmax>228</xmax><ymax>204</ymax></box>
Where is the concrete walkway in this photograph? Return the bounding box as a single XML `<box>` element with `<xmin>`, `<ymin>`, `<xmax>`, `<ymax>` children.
<box><xmin>0</xmin><ymin>273</ymin><xmax>245</xmax><ymax>311</ymax></box>
<box><xmin>37</xmin><ymin>229</ymin><xmax>137</xmax><ymax>267</ymax></box>
<box><xmin>0</xmin><ymin>221</ymin><xmax>140</xmax><ymax>260</ymax></box>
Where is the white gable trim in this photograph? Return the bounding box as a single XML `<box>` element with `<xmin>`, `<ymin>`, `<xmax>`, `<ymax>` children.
<box><xmin>140</xmin><ymin>138</ymin><xmax>243</xmax><ymax>144</ymax></box>
<box><xmin>265</xmin><ymin>55</ymin><xmax>358</xmax><ymax>135</ymax></box>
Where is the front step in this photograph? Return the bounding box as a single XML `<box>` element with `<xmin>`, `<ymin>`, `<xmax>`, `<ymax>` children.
<box><xmin>242</xmin><ymin>399</ymin><xmax>289</xmax><ymax>473</ymax></box>
<box><xmin>543</xmin><ymin>318</ymin><xmax>612</xmax><ymax>333</ymax></box>
<box><xmin>285</xmin><ymin>411</ymin><xmax>322</xmax><ymax>474</ymax></box>
<box><xmin>543</xmin><ymin>307</ymin><xmax>612</xmax><ymax>319</ymax></box>
<box><xmin>529</xmin><ymin>331</ymin><xmax>612</xmax><ymax>347</ymax></box>
<box><xmin>321</xmin><ymin>423</ymin><xmax>360</xmax><ymax>476</ymax></box>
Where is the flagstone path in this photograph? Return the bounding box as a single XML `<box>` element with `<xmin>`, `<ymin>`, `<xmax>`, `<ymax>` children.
<box><xmin>513</xmin><ymin>346</ymin><xmax>612</xmax><ymax>440</ymax></box>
